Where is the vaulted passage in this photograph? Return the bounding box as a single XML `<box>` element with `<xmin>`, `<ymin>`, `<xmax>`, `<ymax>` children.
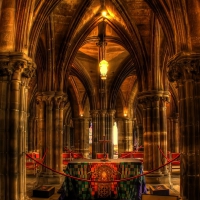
<box><xmin>0</xmin><ymin>0</ymin><xmax>199</xmax><ymax>200</ymax></box>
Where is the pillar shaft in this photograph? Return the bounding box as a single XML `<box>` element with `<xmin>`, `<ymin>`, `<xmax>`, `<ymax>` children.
<box><xmin>0</xmin><ymin>70</ymin><xmax>10</xmax><ymax>200</ymax></box>
<box><xmin>107</xmin><ymin>110</ymin><xmax>115</xmax><ymax>158</ymax></box>
<box><xmin>0</xmin><ymin>0</ymin><xmax>16</xmax><ymax>52</ymax></box>
<box><xmin>45</xmin><ymin>96</ymin><xmax>53</xmax><ymax>174</ymax></box>
<box><xmin>34</xmin><ymin>93</ymin><xmax>67</xmax><ymax>184</ymax></box>
<box><xmin>138</xmin><ymin>92</ymin><xmax>169</xmax><ymax>174</ymax></box>
<box><xmin>167</xmin><ymin>52</ymin><xmax>200</xmax><ymax>200</ymax></box>
<box><xmin>0</xmin><ymin>54</ymin><xmax>36</xmax><ymax>200</ymax></box>
<box><xmin>91</xmin><ymin>111</ymin><xmax>99</xmax><ymax>159</ymax></box>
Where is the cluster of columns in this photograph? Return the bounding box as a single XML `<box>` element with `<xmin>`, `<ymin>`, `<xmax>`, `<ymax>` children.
<box><xmin>90</xmin><ymin>109</ymin><xmax>115</xmax><ymax>159</ymax></box>
<box><xmin>167</xmin><ymin>52</ymin><xmax>200</xmax><ymax>200</ymax></box>
<box><xmin>0</xmin><ymin>53</ymin><xmax>35</xmax><ymax>200</ymax></box>
<box><xmin>138</xmin><ymin>91</ymin><xmax>169</xmax><ymax>175</ymax></box>
<box><xmin>72</xmin><ymin>117</ymin><xmax>90</xmax><ymax>158</ymax></box>
<box><xmin>167</xmin><ymin>113</ymin><xmax>180</xmax><ymax>153</ymax></box>
<box><xmin>117</xmin><ymin>117</ymin><xmax>134</xmax><ymax>155</ymax></box>
<box><xmin>34</xmin><ymin>92</ymin><xmax>67</xmax><ymax>183</ymax></box>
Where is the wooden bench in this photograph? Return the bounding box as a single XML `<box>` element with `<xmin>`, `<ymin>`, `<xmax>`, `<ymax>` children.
<box><xmin>26</xmin><ymin>153</ymin><xmax>39</xmax><ymax>175</ymax></box>
<box><xmin>62</xmin><ymin>153</ymin><xmax>71</xmax><ymax>166</ymax></box>
<box><xmin>120</xmin><ymin>152</ymin><xmax>144</xmax><ymax>162</ymax></box>
<box><xmin>167</xmin><ymin>152</ymin><xmax>180</xmax><ymax>173</ymax></box>
<box><xmin>171</xmin><ymin>153</ymin><xmax>180</xmax><ymax>172</ymax></box>
<box><xmin>96</xmin><ymin>153</ymin><xmax>109</xmax><ymax>159</ymax></box>
<box><xmin>71</xmin><ymin>152</ymin><xmax>83</xmax><ymax>159</ymax></box>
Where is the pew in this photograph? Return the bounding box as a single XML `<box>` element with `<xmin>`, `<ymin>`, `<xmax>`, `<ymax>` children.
<box><xmin>167</xmin><ymin>152</ymin><xmax>180</xmax><ymax>173</ymax></box>
<box><xmin>120</xmin><ymin>152</ymin><xmax>144</xmax><ymax>162</ymax></box>
<box><xmin>71</xmin><ymin>152</ymin><xmax>83</xmax><ymax>159</ymax></box>
<box><xmin>170</xmin><ymin>153</ymin><xmax>180</xmax><ymax>172</ymax></box>
<box><xmin>62</xmin><ymin>153</ymin><xmax>71</xmax><ymax>166</ymax></box>
<box><xmin>26</xmin><ymin>152</ymin><xmax>39</xmax><ymax>175</ymax></box>
<box><xmin>120</xmin><ymin>152</ymin><xmax>134</xmax><ymax>158</ymax></box>
<box><xmin>132</xmin><ymin>152</ymin><xmax>144</xmax><ymax>162</ymax></box>
<box><xmin>96</xmin><ymin>153</ymin><xmax>109</xmax><ymax>159</ymax></box>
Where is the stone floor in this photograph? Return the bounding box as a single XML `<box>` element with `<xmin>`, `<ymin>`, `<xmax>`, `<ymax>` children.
<box><xmin>26</xmin><ymin>168</ymin><xmax>181</xmax><ymax>200</ymax></box>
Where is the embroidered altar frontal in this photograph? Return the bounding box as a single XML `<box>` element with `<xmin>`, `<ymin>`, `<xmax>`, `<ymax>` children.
<box><xmin>59</xmin><ymin>158</ymin><xmax>146</xmax><ymax>200</ymax></box>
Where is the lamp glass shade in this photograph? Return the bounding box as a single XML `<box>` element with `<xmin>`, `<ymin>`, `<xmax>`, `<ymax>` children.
<box><xmin>99</xmin><ymin>59</ymin><xmax>108</xmax><ymax>79</ymax></box>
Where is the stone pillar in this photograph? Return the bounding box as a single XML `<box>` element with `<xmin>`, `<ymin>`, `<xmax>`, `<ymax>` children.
<box><xmin>173</xmin><ymin>113</ymin><xmax>180</xmax><ymax>153</ymax></box>
<box><xmin>107</xmin><ymin>110</ymin><xmax>115</xmax><ymax>159</ymax></box>
<box><xmin>124</xmin><ymin>117</ymin><xmax>130</xmax><ymax>152</ymax></box>
<box><xmin>36</xmin><ymin>92</ymin><xmax>67</xmax><ymax>184</ymax></box>
<box><xmin>64</xmin><ymin>124</ymin><xmax>71</xmax><ymax>149</ymax></box>
<box><xmin>28</xmin><ymin>115</ymin><xmax>34</xmax><ymax>151</ymax></box>
<box><xmin>0</xmin><ymin>53</ymin><xmax>36</xmax><ymax>200</ymax></box>
<box><xmin>138</xmin><ymin>123</ymin><xmax>143</xmax><ymax>148</ymax></box>
<box><xmin>53</xmin><ymin>95</ymin><xmax>66</xmax><ymax>174</ymax></box>
<box><xmin>167</xmin><ymin>52</ymin><xmax>200</xmax><ymax>200</ymax></box>
<box><xmin>91</xmin><ymin>110</ymin><xmax>99</xmax><ymax>159</ymax></box>
<box><xmin>44</xmin><ymin>94</ymin><xmax>54</xmax><ymax>175</ymax></box>
<box><xmin>100</xmin><ymin>110</ymin><xmax>106</xmax><ymax>152</ymax></box>
<box><xmin>0</xmin><ymin>0</ymin><xmax>16</xmax><ymax>52</ymax></box>
<box><xmin>167</xmin><ymin>118</ymin><xmax>172</xmax><ymax>152</ymax></box>
<box><xmin>73</xmin><ymin>118</ymin><xmax>81</xmax><ymax>152</ymax></box>
<box><xmin>138</xmin><ymin>91</ymin><xmax>169</xmax><ymax>180</ymax></box>
<box><xmin>160</xmin><ymin>97</ymin><xmax>169</xmax><ymax>174</ymax></box>
<box><xmin>35</xmin><ymin>96</ymin><xmax>45</xmax><ymax>158</ymax></box>
<box><xmin>79</xmin><ymin>117</ymin><xmax>89</xmax><ymax>158</ymax></box>
<box><xmin>116</xmin><ymin>117</ymin><xmax>125</xmax><ymax>156</ymax></box>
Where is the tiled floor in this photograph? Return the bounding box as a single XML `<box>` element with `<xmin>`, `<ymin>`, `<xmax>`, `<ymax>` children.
<box><xmin>26</xmin><ymin>169</ymin><xmax>181</xmax><ymax>200</ymax></box>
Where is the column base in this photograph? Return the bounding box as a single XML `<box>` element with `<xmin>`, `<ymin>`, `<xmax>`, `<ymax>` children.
<box><xmin>25</xmin><ymin>195</ymin><xmax>32</xmax><ymax>200</ymax></box>
<box><xmin>37</xmin><ymin>173</ymin><xmax>64</xmax><ymax>185</ymax></box>
<box><xmin>144</xmin><ymin>171</ymin><xmax>170</xmax><ymax>185</ymax></box>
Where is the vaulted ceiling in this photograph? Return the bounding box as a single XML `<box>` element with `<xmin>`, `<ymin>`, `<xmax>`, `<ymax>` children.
<box><xmin>29</xmin><ymin>0</ymin><xmax>179</xmax><ymax>121</ymax></box>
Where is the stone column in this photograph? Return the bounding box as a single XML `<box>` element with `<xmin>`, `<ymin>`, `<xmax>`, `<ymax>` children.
<box><xmin>138</xmin><ymin>91</ymin><xmax>169</xmax><ymax>180</ymax></box>
<box><xmin>73</xmin><ymin>116</ymin><xmax>89</xmax><ymax>156</ymax></box>
<box><xmin>91</xmin><ymin>110</ymin><xmax>99</xmax><ymax>159</ymax></box>
<box><xmin>64</xmin><ymin>124</ymin><xmax>71</xmax><ymax>149</ymax></box>
<box><xmin>100</xmin><ymin>110</ymin><xmax>106</xmax><ymax>152</ymax></box>
<box><xmin>173</xmin><ymin>113</ymin><xmax>180</xmax><ymax>153</ymax></box>
<box><xmin>160</xmin><ymin>97</ymin><xmax>169</xmax><ymax>174</ymax></box>
<box><xmin>43</xmin><ymin>94</ymin><xmax>54</xmax><ymax>176</ymax></box>
<box><xmin>36</xmin><ymin>93</ymin><xmax>67</xmax><ymax>184</ymax></box>
<box><xmin>167</xmin><ymin>118</ymin><xmax>172</xmax><ymax>152</ymax></box>
<box><xmin>107</xmin><ymin>110</ymin><xmax>115</xmax><ymax>159</ymax></box>
<box><xmin>35</xmin><ymin>96</ymin><xmax>45</xmax><ymax>158</ymax></box>
<box><xmin>167</xmin><ymin>52</ymin><xmax>200</xmax><ymax>200</ymax></box>
<box><xmin>138</xmin><ymin>123</ymin><xmax>143</xmax><ymax>148</ymax></box>
<box><xmin>0</xmin><ymin>53</ymin><xmax>36</xmax><ymax>200</ymax></box>
<box><xmin>53</xmin><ymin>94</ymin><xmax>66</xmax><ymax>175</ymax></box>
<box><xmin>28</xmin><ymin>115</ymin><xmax>34</xmax><ymax>151</ymax></box>
<box><xmin>124</xmin><ymin>117</ymin><xmax>130</xmax><ymax>152</ymax></box>
<box><xmin>0</xmin><ymin>0</ymin><xmax>16</xmax><ymax>52</ymax></box>
<box><xmin>116</xmin><ymin>117</ymin><xmax>125</xmax><ymax>156</ymax></box>
<box><xmin>73</xmin><ymin>118</ymin><xmax>81</xmax><ymax>152</ymax></box>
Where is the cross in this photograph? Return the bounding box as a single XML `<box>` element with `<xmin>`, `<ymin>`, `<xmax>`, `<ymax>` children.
<box><xmin>99</xmin><ymin>135</ymin><xmax>111</xmax><ymax>159</ymax></box>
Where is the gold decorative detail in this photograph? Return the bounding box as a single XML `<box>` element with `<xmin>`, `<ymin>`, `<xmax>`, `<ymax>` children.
<box><xmin>92</xmin><ymin>164</ymin><xmax>118</xmax><ymax>198</ymax></box>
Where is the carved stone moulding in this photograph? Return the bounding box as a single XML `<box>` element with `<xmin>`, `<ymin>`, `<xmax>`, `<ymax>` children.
<box><xmin>137</xmin><ymin>91</ymin><xmax>170</xmax><ymax>105</ymax></box>
<box><xmin>35</xmin><ymin>92</ymin><xmax>68</xmax><ymax>108</ymax></box>
<box><xmin>167</xmin><ymin>51</ymin><xmax>200</xmax><ymax>82</ymax></box>
<box><xmin>0</xmin><ymin>52</ymin><xmax>36</xmax><ymax>78</ymax></box>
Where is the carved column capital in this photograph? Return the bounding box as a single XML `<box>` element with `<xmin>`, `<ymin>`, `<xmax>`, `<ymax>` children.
<box><xmin>41</xmin><ymin>93</ymin><xmax>54</xmax><ymax>108</ymax></box>
<box><xmin>138</xmin><ymin>91</ymin><xmax>170</xmax><ymax>106</ymax></box>
<box><xmin>0</xmin><ymin>53</ymin><xmax>36</xmax><ymax>79</ymax></box>
<box><xmin>53</xmin><ymin>94</ymin><xmax>68</xmax><ymax>109</ymax></box>
<box><xmin>90</xmin><ymin>110</ymin><xmax>99</xmax><ymax>117</ymax></box>
<box><xmin>108</xmin><ymin>109</ymin><xmax>116</xmax><ymax>116</ymax></box>
<box><xmin>0</xmin><ymin>61</ymin><xmax>12</xmax><ymax>76</ymax></box>
<box><xmin>167</xmin><ymin>52</ymin><xmax>200</xmax><ymax>82</ymax></box>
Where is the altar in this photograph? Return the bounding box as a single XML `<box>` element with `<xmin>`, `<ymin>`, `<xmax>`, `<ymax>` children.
<box><xmin>59</xmin><ymin>158</ymin><xmax>146</xmax><ymax>200</ymax></box>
